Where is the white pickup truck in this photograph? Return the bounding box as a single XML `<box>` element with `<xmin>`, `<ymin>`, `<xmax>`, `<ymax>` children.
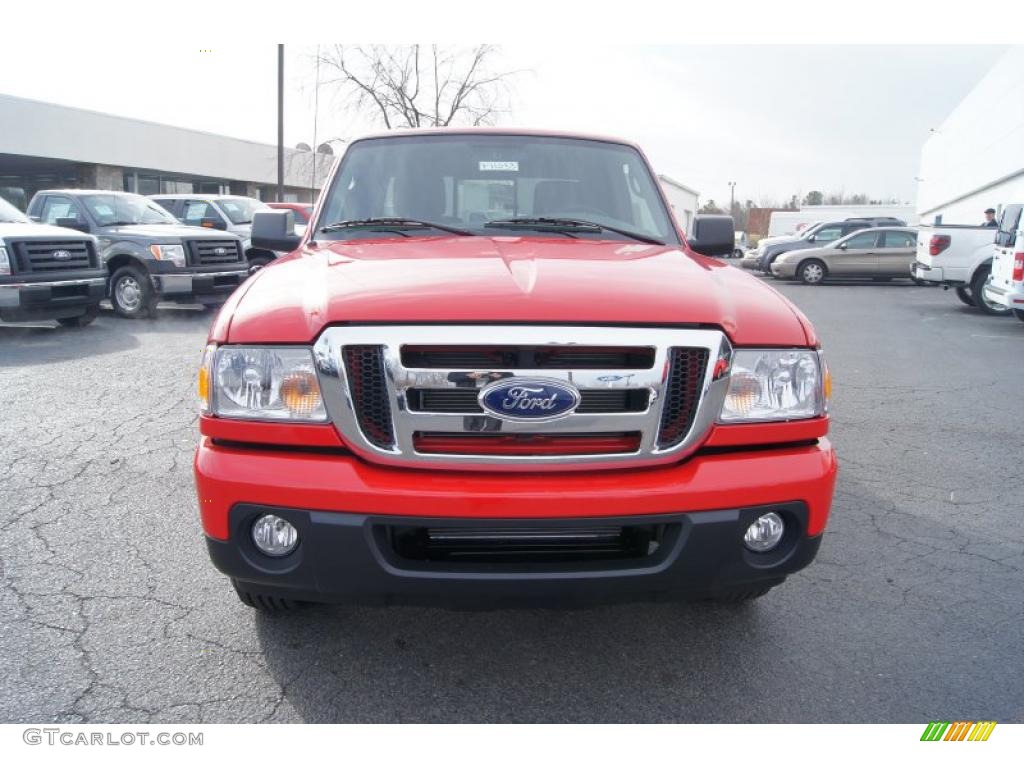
<box><xmin>912</xmin><ymin>224</ymin><xmax>1004</xmax><ymax>314</ymax></box>
<box><xmin>983</xmin><ymin>203</ymin><xmax>1024</xmax><ymax>323</ymax></box>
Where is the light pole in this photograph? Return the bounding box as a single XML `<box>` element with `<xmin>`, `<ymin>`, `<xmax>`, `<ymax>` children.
<box><xmin>277</xmin><ymin>44</ymin><xmax>284</xmax><ymax>203</ymax></box>
<box><xmin>728</xmin><ymin>181</ymin><xmax>736</xmax><ymax>216</ymax></box>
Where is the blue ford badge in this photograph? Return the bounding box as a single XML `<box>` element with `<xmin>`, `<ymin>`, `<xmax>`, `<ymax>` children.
<box><xmin>478</xmin><ymin>378</ymin><xmax>581</xmax><ymax>421</ymax></box>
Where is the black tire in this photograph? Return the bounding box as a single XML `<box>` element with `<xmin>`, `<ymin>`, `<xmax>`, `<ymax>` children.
<box><xmin>798</xmin><ymin>259</ymin><xmax>827</xmax><ymax>285</ymax></box>
<box><xmin>1014</xmin><ymin>309</ymin><xmax>1024</xmax><ymax>323</ymax></box>
<box><xmin>109</xmin><ymin>266</ymin><xmax>155</xmax><ymax>319</ymax></box>
<box><xmin>970</xmin><ymin>265</ymin><xmax>1010</xmax><ymax>316</ymax></box>
<box><xmin>732</xmin><ymin>249</ymin><xmax>743</xmax><ymax>259</ymax></box>
<box><xmin>232</xmin><ymin>580</ymin><xmax>302</xmax><ymax>613</ymax></box>
<box><xmin>56</xmin><ymin>304</ymin><xmax>99</xmax><ymax>328</ymax></box>
<box><xmin>710</xmin><ymin>585</ymin><xmax>773</xmax><ymax>603</ymax></box>
<box><xmin>955</xmin><ymin>286</ymin><xmax>974</xmax><ymax>306</ymax></box>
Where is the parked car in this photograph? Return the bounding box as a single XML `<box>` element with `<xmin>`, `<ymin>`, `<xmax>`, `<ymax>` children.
<box><xmin>27</xmin><ymin>190</ymin><xmax>248</xmax><ymax>319</ymax></box>
<box><xmin>982</xmin><ymin>203</ymin><xmax>1024</xmax><ymax>322</ymax></box>
<box><xmin>150</xmin><ymin>194</ymin><xmax>280</xmax><ymax>269</ymax></box>
<box><xmin>770</xmin><ymin>227</ymin><xmax>919</xmax><ymax>284</ymax></box>
<box><xmin>911</xmin><ymin>223</ymin><xmax>1004</xmax><ymax>314</ymax></box>
<box><xmin>194</xmin><ymin>128</ymin><xmax>836</xmax><ymax>612</ymax></box>
<box><xmin>267</xmin><ymin>202</ymin><xmax>314</xmax><ymax>237</ymax></box>
<box><xmin>0</xmin><ymin>197</ymin><xmax>105</xmax><ymax>327</ymax></box>
<box><xmin>757</xmin><ymin>218</ymin><xmax>900</xmax><ymax>273</ymax></box>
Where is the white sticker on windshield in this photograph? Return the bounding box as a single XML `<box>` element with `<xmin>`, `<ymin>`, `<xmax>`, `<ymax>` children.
<box><xmin>479</xmin><ymin>161</ymin><xmax>519</xmax><ymax>172</ymax></box>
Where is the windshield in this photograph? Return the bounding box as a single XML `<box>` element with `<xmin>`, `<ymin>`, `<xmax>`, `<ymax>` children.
<box><xmin>82</xmin><ymin>193</ymin><xmax>178</xmax><ymax>226</ymax></box>
<box><xmin>0</xmin><ymin>197</ymin><xmax>30</xmax><ymax>224</ymax></box>
<box><xmin>317</xmin><ymin>134</ymin><xmax>678</xmax><ymax>244</ymax></box>
<box><xmin>218</xmin><ymin>197</ymin><xmax>270</xmax><ymax>225</ymax></box>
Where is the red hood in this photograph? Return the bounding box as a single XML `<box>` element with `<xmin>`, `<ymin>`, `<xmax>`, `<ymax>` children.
<box><xmin>212</xmin><ymin>236</ymin><xmax>814</xmax><ymax>346</ymax></box>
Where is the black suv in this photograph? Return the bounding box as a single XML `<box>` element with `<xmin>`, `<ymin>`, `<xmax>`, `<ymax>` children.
<box><xmin>27</xmin><ymin>190</ymin><xmax>248</xmax><ymax>319</ymax></box>
<box><xmin>0</xmin><ymin>197</ymin><xmax>106</xmax><ymax>327</ymax></box>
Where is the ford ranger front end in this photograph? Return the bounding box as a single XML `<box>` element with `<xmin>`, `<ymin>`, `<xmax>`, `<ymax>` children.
<box><xmin>193</xmin><ymin>129</ymin><xmax>837</xmax><ymax>610</ymax></box>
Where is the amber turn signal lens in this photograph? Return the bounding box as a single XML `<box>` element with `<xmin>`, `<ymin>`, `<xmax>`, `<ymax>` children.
<box><xmin>279</xmin><ymin>371</ymin><xmax>323</xmax><ymax>417</ymax></box>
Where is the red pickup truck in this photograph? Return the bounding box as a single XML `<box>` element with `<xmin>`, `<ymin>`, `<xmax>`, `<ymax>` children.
<box><xmin>194</xmin><ymin>129</ymin><xmax>836</xmax><ymax>611</ymax></box>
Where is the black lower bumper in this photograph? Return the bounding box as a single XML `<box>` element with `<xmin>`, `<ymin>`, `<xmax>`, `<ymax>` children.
<box><xmin>207</xmin><ymin>502</ymin><xmax>822</xmax><ymax>607</ymax></box>
<box><xmin>0</xmin><ymin>277</ymin><xmax>105</xmax><ymax>321</ymax></box>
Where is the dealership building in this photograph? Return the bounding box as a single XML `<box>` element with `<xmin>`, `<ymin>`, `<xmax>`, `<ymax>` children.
<box><xmin>0</xmin><ymin>93</ymin><xmax>334</xmax><ymax>210</ymax></box>
<box><xmin>916</xmin><ymin>46</ymin><xmax>1024</xmax><ymax>225</ymax></box>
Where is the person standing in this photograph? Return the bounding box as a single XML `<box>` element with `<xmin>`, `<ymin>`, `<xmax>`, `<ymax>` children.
<box><xmin>983</xmin><ymin>208</ymin><xmax>998</xmax><ymax>227</ymax></box>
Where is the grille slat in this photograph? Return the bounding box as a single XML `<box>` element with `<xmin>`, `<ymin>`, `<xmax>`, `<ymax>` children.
<box><xmin>188</xmin><ymin>239</ymin><xmax>242</xmax><ymax>266</ymax></box>
<box><xmin>12</xmin><ymin>240</ymin><xmax>94</xmax><ymax>273</ymax></box>
<box><xmin>657</xmin><ymin>347</ymin><xmax>709</xmax><ymax>447</ymax></box>
<box><xmin>407</xmin><ymin>388</ymin><xmax>649</xmax><ymax>414</ymax></box>
<box><xmin>343</xmin><ymin>345</ymin><xmax>395</xmax><ymax>449</ymax></box>
<box><xmin>402</xmin><ymin>345</ymin><xmax>655</xmax><ymax>369</ymax></box>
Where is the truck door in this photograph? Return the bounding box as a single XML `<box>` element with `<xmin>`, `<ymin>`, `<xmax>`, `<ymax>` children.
<box><xmin>990</xmin><ymin>204</ymin><xmax>1022</xmax><ymax>291</ymax></box>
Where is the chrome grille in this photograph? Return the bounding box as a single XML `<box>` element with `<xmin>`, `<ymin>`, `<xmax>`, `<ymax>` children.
<box><xmin>313</xmin><ymin>326</ymin><xmax>730</xmax><ymax>470</ymax></box>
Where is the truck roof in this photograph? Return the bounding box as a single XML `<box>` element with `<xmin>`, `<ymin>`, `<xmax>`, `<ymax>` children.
<box><xmin>351</xmin><ymin>126</ymin><xmax>644</xmax><ymax>150</ymax></box>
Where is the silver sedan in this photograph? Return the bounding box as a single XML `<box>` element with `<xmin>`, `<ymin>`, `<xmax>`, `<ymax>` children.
<box><xmin>770</xmin><ymin>227</ymin><xmax>919</xmax><ymax>284</ymax></box>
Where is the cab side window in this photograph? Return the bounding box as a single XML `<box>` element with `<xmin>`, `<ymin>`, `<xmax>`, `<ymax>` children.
<box><xmin>182</xmin><ymin>201</ymin><xmax>224</xmax><ymax>227</ymax></box>
<box><xmin>40</xmin><ymin>196</ymin><xmax>83</xmax><ymax>225</ymax></box>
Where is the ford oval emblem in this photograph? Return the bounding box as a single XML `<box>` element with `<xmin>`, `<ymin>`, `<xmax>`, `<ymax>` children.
<box><xmin>478</xmin><ymin>378</ymin><xmax>581</xmax><ymax>422</ymax></box>
<box><xmin>52</xmin><ymin>250</ymin><xmax>72</xmax><ymax>261</ymax></box>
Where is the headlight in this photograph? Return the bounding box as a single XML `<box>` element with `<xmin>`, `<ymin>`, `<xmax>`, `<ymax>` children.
<box><xmin>719</xmin><ymin>349</ymin><xmax>827</xmax><ymax>423</ymax></box>
<box><xmin>149</xmin><ymin>243</ymin><xmax>186</xmax><ymax>268</ymax></box>
<box><xmin>0</xmin><ymin>245</ymin><xmax>10</xmax><ymax>276</ymax></box>
<box><xmin>199</xmin><ymin>345</ymin><xmax>328</xmax><ymax>422</ymax></box>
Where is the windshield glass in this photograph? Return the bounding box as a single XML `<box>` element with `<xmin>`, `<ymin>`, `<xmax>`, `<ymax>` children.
<box><xmin>82</xmin><ymin>193</ymin><xmax>177</xmax><ymax>226</ymax></box>
<box><xmin>0</xmin><ymin>197</ymin><xmax>30</xmax><ymax>224</ymax></box>
<box><xmin>219</xmin><ymin>197</ymin><xmax>270</xmax><ymax>225</ymax></box>
<box><xmin>317</xmin><ymin>134</ymin><xmax>678</xmax><ymax>243</ymax></box>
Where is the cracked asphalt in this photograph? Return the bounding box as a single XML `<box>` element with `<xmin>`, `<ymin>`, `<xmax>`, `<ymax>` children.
<box><xmin>1</xmin><ymin>279</ymin><xmax>1022</xmax><ymax>724</ymax></box>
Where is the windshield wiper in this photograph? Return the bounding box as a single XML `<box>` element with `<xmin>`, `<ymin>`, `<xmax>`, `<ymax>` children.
<box><xmin>320</xmin><ymin>217</ymin><xmax>473</xmax><ymax>237</ymax></box>
<box><xmin>484</xmin><ymin>217</ymin><xmax>664</xmax><ymax>246</ymax></box>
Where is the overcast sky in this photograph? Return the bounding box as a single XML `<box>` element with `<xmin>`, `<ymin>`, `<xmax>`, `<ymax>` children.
<box><xmin>0</xmin><ymin>44</ymin><xmax>1009</xmax><ymax>207</ymax></box>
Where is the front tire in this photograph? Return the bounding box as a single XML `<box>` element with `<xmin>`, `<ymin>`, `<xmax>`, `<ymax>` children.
<box><xmin>732</xmin><ymin>248</ymin><xmax>743</xmax><ymax>259</ymax></box>
<box><xmin>110</xmin><ymin>266</ymin><xmax>155</xmax><ymax>319</ymax></box>
<box><xmin>1014</xmin><ymin>309</ymin><xmax>1024</xmax><ymax>323</ymax></box>
<box><xmin>955</xmin><ymin>286</ymin><xmax>974</xmax><ymax>306</ymax></box>
<box><xmin>798</xmin><ymin>259</ymin><xmax>826</xmax><ymax>285</ymax></box>
<box><xmin>56</xmin><ymin>304</ymin><xmax>99</xmax><ymax>328</ymax></box>
<box><xmin>970</xmin><ymin>266</ymin><xmax>1010</xmax><ymax>316</ymax></box>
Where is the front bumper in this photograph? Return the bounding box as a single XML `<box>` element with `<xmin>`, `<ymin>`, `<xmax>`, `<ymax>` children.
<box><xmin>0</xmin><ymin>277</ymin><xmax>105</xmax><ymax>320</ymax></box>
<box><xmin>770</xmin><ymin>260</ymin><xmax>797</xmax><ymax>279</ymax></box>
<box><xmin>195</xmin><ymin>438</ymin><xmax>836</xmax><ymax>605</ymax></box>
<box><xmin>154</xmin><ymin>268</ymin><xmax>248</xmax><ymax>298</ymax></box>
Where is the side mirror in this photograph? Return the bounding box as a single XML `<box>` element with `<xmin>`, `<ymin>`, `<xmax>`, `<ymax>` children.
<box><xmin>688</xmin><ymin>214</ymin><xmax>735</xmax><ymax>257</ymax></box>
<box><xmin>55</xmin><ymin>217</ymin><xmax>90</xmax><ymax>233</ymax></box>
<box><xmin>252</xmin><ymin>211</ymin><xmax>301</xmax><ymax>252</ymax></box>
<box><xmin>200</xmin><ymin>217</ymin><xmax>228</xmax><ymax>231</ymax></box>
<box><xmin>838</xmin><ymin>242</ymin><xmax>848</xmax><ymax>250</ymax></box>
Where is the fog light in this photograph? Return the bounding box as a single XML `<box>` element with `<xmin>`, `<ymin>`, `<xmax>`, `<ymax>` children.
<box><xmin>743</xmin><ymin>512</ymin><xmax>785</xmax><ymax>552</ymax></box>
<box><xmin>251</xmin><ymin>514</ymin><xmax>299</xmax><ymax>557</ymax></box>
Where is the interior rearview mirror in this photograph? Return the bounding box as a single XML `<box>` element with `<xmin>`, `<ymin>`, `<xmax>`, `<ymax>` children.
<box><xmin>252</xmin><ymin>211</ymin><xmax>301</xmax><ymax>253</ymax></box>
<box><xmin>688</xmin><ymin>214</ymin><xmax>735</xmax><ymax>257</ymax></box>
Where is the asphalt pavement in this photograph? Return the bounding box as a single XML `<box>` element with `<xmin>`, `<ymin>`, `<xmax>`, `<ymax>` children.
<box><xmin>1</xmin><ymin>277</ymin><xmax>1022</xmax><ymax>723</ymax></box>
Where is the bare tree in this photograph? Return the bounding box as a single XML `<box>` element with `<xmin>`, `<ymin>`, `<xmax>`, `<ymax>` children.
<box><xmin>317</xmin><ymin>45</ymin><xmax>516</xmax><ymax>129</ymax></box>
